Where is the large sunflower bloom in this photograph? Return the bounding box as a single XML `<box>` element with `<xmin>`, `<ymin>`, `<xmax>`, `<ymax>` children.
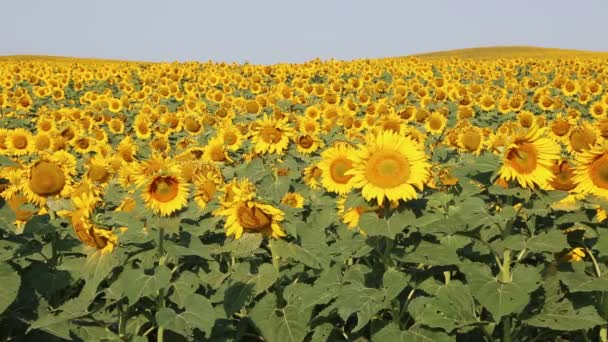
<box><xmin>318</xmin><ymin>143</ymin><xmax>356</xmax><ymax>195</ymax></box>
<box><xmin>347</xmin><ymin>130</ymin><xmax>431</xmax><ymax>205</ymax></box>
<box><xmin>573</xmin><ymin>143</ymin><xmax>608</xmax><ymax>199</ymax></box>
<box><xmin>141</xmin><ymin>174</ymin><xmax>189</xmax><ymax>217</ymax></box>
<box><xmin>498</xmin><ymin>126</ymin><xmax>560</xmax><ymax>189</ymax></box>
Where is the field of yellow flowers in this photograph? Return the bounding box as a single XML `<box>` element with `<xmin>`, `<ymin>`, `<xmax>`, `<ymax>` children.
<box><xmin>2</xmin><ymin>47</ymin><xmax>608</xmax><ymax>341</ymax></box>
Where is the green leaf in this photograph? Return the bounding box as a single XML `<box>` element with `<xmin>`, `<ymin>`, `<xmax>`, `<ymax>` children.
<box><xmin>335</xmin><ymin>284</ymin><xmax>385</xmax><ymax>332</ymax></box>
<box><xmin>373</xmin><ymin>323</ymin><xmax>454</xmax><ymax>342</ymax></box>
<box><xmin>223</xmin><ymin>281</ymin><xmax>254</xmax><ymax>317</ymax></box>
<box><xmin>397</xmin><ymin>241</ymin><xmax>460</xmax><ymax>266</ymax></box>
<box><xmin>169</xmin><ymin>271</ymin><xmax>199</xmax><ymax>308</ymax></box>
<box><xmin>0</xmin><ymin>263</ymin><xmax>20</xmax><ymax>314</ymax></box>
<box><xmin>0</xmin><ymin>155</ymin><xmax>18</xmax><ymax>167</ymax></box>
<box><xmin>217</xmin><ymin>233</ymin><xmax>263</xmax><ymax>258</ymax></box>
<box><xmin>408</xmin><ymin>283</ymin><xmax>479</xmax><ymax>333</ymax></box>
<box><xmin>81</xmin><ymin>250</ymin><xmax>122</xmax><ymax>295</ymax></box>
<box><xmin>559</xmin><ymin>266</ymin><xmax>608</xmax><ymax>293</ymax></box>
<box><xmin>271</xmin><ymin>239</ymin><xmax>323</xmax><ymax>269</ymax></box>
<box><xmin>526</xmin><ymin>230</ymin><xmax>569</xmax><ymax>253</ymax></box>
<box><xmin>358</xmin><ymin>210</ymin><xmax>414</xmax><ymax>239</ymax></box>
<box><xmin>460</xmin><ymin>263</ymin><xmax>540</xmax><ymax>321</ymax></box>
<box><xmin>157</xmin><ymin>294</ymin><xmax>215</xmax><ymax>336</ymax></box>
<box><xmin>525</xmin><ymin>300</ymin><xmax>605</xmax><ymax>331</ymax></box>
<box><xmin>383</xmin><ymin>269</ymin><xmax>411</xmax><ymax>302</ymax></box>
<box><xmin>250</xmin><ymin>292</ymin><xmax>308</xmax><ymax>342</ymax></box>
<box><xmin>121</xmin><ymin>266</ymin><xmax>172</xmax><ymax>304</ymax></box>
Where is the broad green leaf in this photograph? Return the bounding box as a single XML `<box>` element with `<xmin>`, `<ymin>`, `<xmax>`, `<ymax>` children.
<box><xmin>358</xmin><ymin>210</ymin><xmax>414</xmax><ymax>239</ymax></box>
<box><xmin>223</xmin><ymin>281</ymin><xmax>254</xmax><ymax>317</ymax></box>
<box><xmin>0</xmin><ymin>263</ymin><xmax>20</xmax><ymax>314</ymax></box>
<box><xmin>271</xmin><ymin>239</ymin><xmax>323</xmax><ymax>269</ymax></box>
<box><xmin>121</xmin><ymin>266</ymin><xmax>172</xmax><ymax>304</ymax></box>
<box><xmin>372</xmin><ymin>323</ymin><xmax>454</xmax><ymax>342</ymax></box>
<box><xmin>169</xmin><ymin>271</ymin><xmax>199</xmax><ymax>308</ymax></box>
<box><xmin>526</xmin><ymin>230</ymin><xmax>569</xmax><ymax>253</ymax></box>
<box><xmin>250</xmin><ymin>292</ymin><xmax>308</xmax><ymax>342</ymax></box>
<box><xmin>460</xmin><ymin>263</ymin><xmax>541</xmax><ymax>321</ymax></box>
<box><xmin>157</xmin><ymin>294</ymin><xmax>215</xmax><ymax>336</ymax></box>
<box><xmin>335</xmin><ymin>284</ymin><xmax>385</xmax><ymax>332</ymax></box>
<box><xmin>408</xmin><ymin>283</ymin><xmax>479</xmax><ymax>333</ymax></box>
<box><xmin>383</xmin><ymin>268</ymin><xmax>411</xmax><ymax>302</ymax></box>
<box><xmin>397</xmin><ymin>241</ymin><xmax>460</xmax><ymax>266</ymax></box>
<box><xmin>524</xmin><ymin>300</ymin><xmax>605</xmax><ymax>331</ymax></box>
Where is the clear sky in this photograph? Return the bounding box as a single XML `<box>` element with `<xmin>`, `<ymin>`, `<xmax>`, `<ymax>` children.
<box><xmin>1</xmin><ymin>0</ymin><xmax>606</xmax><ymax>64</ymax></box>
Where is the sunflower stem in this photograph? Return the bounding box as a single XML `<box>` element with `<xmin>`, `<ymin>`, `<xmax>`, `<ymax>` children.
<box><xmin>502</xmin><ymin>315</ymin><xmax>512</xmax><ymax>342</ymax></box>
<box><xmin>501</xmin><ymin>249</ymin><xmax>511</xmax><ymax>283</ymax></box>
<box><xmin>118</xmin><ymin>300</ymin><xmax>127</xmax><ymax>338</ymax></box>
<box><xmin>157</xmin><ymin>288</ymin><xmax>165</xmax><ymax>342</ymax></box>
<box><xmin>157</xmin><ymin>227</ymin><xmax>165</xmax><ymax>260</ymax></box>
<box><xmin>268</xmin><ymin>241</ymin><xmax>279</xmax><ymax>271</ymax></box>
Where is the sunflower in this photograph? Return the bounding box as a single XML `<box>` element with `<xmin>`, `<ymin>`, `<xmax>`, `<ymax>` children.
<box><xmin>318</xmin><ymin>143</ymin><xmax>356</xmax><ymax>195</ymax></box>
<box><xmin>548</xmin><ymin>113</ymin><xmax>576</xmax><ymax>145</ymax></box>
<box><xmin>217</xmin><ymin>200</ymin><xmax>286</xmax><ymax>239</ymax></box>
<box><xmin>85</xmin><ymin>156</ymin><xmax>113</xmax><ymax>185</ymax></box>
<box><xmin>590</xmin><ymin>101</ymin><xmax>607</xmax><ymax>119</ymax></box>
<box><xmin>516</xmin><ymin>111</ymin><xmax>536</xmax><ymax>128</ymax></box>
<box><xmin>218</xmin><ymin>178</ymin><xmax>257</xmax><ymax>206</ymax></box>
<box><xmin>134</xmin><ymin>116</ymin><xmax>152</xmax><ymax>140</ymax></box>
<box><xmin>182</xmin><ymin>115</ymin><xmax>203</xmax><ymax>135</ymax></box>
<box><xmin>6</xmin><ymin>128</ymin><xmax>34</xmax><ymax>156</ymax></box>
<box><xmin>133</xmin><ymin>154</ymin><xmax>181</xmax><ymax>187</ymax></box>
<box><xmin>347</xmin><ymin>130</ymin><xmax>431</xmax><ymax>205</ymax></box>
<box><xmin>425</xmin><ymin>112</ymin><xmax>447</xmax><ymax>135</ymax></box>
<box><xmin>6</xmin><ymin>194</ymin><xmax>36</xmax><ymax>232</ymax></box>
<box><xmin>458</xmin><ymin>125</ymin><xmax>485</xmax><ymax>155</ymax></box>
<box><xmin>498</xmin><ymin>126</ymin><xmax>560</xmax><ymax>189</ymax></box>
<box><xmin>217</xmin><ymin>123</ymin><xmax>244</xmax><ymax>151</ymax></box>
<box><xmin>203</xmin><ymin>136</ymin><xmax>232</xmax><ymax>163</ymax></box>
<box><xmin>295</xmin><ymin>133</ymin><xmax>324</xmax><ymax>155</ymax></box>
<box><xmin>72</xmin><ymin>135</ymin><xmax>97</xmax><ymax>154</ymax></box>
<box><xmin>567</xmin><ymin>122</ymin><xmax>598</xmax><ymax>154</ymax></box>
<box><xmin>251</xmin><ymin>115</ymin><xmax>293</xmax><ymax>155</ymax></box>
<box><xmin>22</xmin><ymin>151</ymin><xmax>76</xmax><ymax>206</ymax></box>
<box><xmin>141</xmin><ymin>173</ymin><xmax>189</xmax><ymax>217</ymax></box>
<box><xmin>116</xmin><ymin>136</ymin><xmax>138</xmax><ymax>163</ymax></box>
<box><xmin>108</xmin><ymin>118</ymin><xmax>125</xmax><ymax>135</ymax></box>
<box><xmin>70</xmin><ymin>195</ymin><xmax>118</xmax><ymax>255</ymax></box>
<box><xmin>303</xmin><ymin>164</ymin><xmax>323</xmax><ymax>190</ymax></box>
<box><xmin>281</xmin><ymin>192</ymin><xmax>305</xmax><ymax>208</ymax></box>
<box><xmin>33</xmin><ymin>132</ymin><xmax>53</xmax><ymax>152</ymax></box>
<box><xmin>549</xmin><ymin>160</ymin><xmax>577</xmax><ymax>191</ymax></box>
<box><xmin>573</xmin><ymin>143</ymin><xmax>608</xmax><ymax>199</ymax></box>
<box><xmin>193</xmin><ymin>172</ymin><xmax>223</xmax><ymax>209</ymax></box>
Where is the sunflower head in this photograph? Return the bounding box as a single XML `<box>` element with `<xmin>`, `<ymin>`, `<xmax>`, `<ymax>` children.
<box><xmin>348</xmin><ymin>130</ymin><xmax>431</xmax><ymax>205</ymax></box>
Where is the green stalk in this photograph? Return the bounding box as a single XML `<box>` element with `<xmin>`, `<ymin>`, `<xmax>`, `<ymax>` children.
<box><xmin>502</xmin><ymin>315</ymin><xmax>512</xmax><ymax>342</ymax></box>
<box><xmin>118</xmin><ymin>301</ymin><xmax>127</xmax><ymax>339</ymax></box>
<box><xmin>157</xmin><ymin>288</ymin><xmax>165</xmax><ymax>342</ymax></box>
<box><xmin>158</xmin><ymin>227</ymin><xmax>165</xmax><ymax>260</ymax></box>
<box><xmin>269</xmin><ymin>241</ymin><xmax>279</xmax><ymax>271</ymax></box>
<box><xmin>501</xmin><ymin>249</ymin><xmax>511</xmax><ymax>283</ymax></box>
<box><xmin>585</xmin><ymin>247</ymin><xmax>608</xmax><ymax>342</ymax></box>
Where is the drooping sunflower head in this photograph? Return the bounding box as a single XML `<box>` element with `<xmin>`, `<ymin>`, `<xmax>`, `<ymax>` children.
<box><xmin>303</xmin><ymin>163</ymin><xmax>323</xmax><ymax>190</ymax></box>
<box><xmin>347</xmin><ymin>130</ymin><xmax>431</xmax><ymax>205</ymax></box>
<box><xmin>568</xmin><ymin>122</ymin><xmax>598</xmax><ymax>154</ymax></box>
<box><xmin>499</xmin><ymin>126</ymin><xmax>560</xmax><ymax>189</ymax></box>
<box><xmin>218</xmin><ymin>201</ymin><xmax>286</xmax><ymax>239</ymax></box>
<box><xmin>318</xmin><ymin>143</ymin><xmax>356</xmax><ymax>195</ymax></box>
<box><xmin>549</xmin><ymin>160</ymin><xmax>577</xmax><ymax>192</ymax></box>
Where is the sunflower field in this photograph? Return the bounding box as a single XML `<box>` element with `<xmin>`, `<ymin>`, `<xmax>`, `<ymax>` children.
<box><xmin>2</xmin><ymin>52</ymin><xmax>608</xmax><ymax>341</ymax></box>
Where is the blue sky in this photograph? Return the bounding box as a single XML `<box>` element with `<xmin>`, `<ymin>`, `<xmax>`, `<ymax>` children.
<box><xmin>1</xmin><ymin>0</ymin><xmax>606</xmax><ymax>64</ymax></box>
